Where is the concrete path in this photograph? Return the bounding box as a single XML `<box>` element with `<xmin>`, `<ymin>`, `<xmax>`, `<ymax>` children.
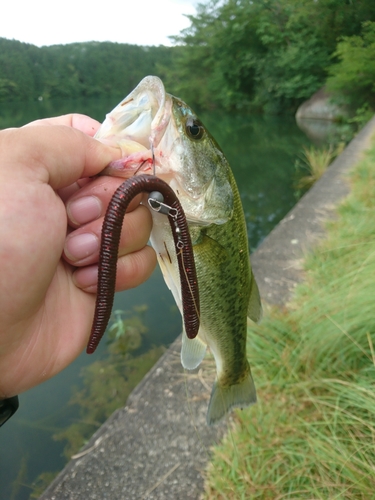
<box><xmin>40</xmin><ymin>117</ymin><xmax>375</xmax><ymax>500</ymax></box>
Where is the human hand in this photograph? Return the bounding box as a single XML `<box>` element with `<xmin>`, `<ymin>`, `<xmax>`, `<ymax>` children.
<box><xmin>0</xmin><ymin>114</ymin><xmax>156</xmax><ymax>398</ymax></box>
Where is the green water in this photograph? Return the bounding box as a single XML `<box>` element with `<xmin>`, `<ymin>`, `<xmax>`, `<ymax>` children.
<box><xmin>0</xmin><ymin>97</ymin><xmax>315</xmax><ymax>499</ymax></box>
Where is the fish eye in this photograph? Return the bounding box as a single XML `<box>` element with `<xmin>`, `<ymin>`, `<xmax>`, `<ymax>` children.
<box><xmin>186</xmin><ymin>118</ymin><xmax>204</xmax><ymax>140</ymax></box>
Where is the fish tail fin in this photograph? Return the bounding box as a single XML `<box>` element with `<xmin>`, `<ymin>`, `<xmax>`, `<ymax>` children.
<box><xmin>206</xmin><ymin>364</ymin><xmax>257</xmax><ymax>426</ymax></box>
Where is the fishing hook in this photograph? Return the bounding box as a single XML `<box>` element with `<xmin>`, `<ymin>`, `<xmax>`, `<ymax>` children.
<box><xmin>151</xmin><ymin>144</ymin><xmax>156</xmax><ymax>176</ymax></box>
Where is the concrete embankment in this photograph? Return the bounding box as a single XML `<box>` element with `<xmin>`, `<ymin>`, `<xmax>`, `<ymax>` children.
<box><xmin>40</xmin><ymin>117</ymin><xmax>375</xmax><ymax>500</ymax></box>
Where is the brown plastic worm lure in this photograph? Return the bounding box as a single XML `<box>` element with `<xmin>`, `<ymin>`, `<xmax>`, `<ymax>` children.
<box><xmin>86</xmin><ymin>174</ymin><xmax>200</xmax><ymax>354</ymax></box>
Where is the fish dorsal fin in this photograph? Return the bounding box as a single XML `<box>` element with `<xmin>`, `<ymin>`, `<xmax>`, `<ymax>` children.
<box><xmin>181</xmin><ymin>331</ymin><xmax>207</xmax><ymax>370</ymax></box>
<box><xmin>247</xmin><ymin>271</ymin><xmax>262</xmax><ymax>323</ymax></box>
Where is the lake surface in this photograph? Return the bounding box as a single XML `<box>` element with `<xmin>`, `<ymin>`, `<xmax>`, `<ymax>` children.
<box><xmin>0</xmin><ymin>97</ymin><xmax>318</xmax><ymax>499</ymax></box>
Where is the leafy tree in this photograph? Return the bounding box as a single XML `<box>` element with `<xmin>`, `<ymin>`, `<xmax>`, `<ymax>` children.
<box><xmin>326</xmin><ymin>21</ymin><xmax>375</xmax><ymax>109</ymax></box>
<box><xmin>0</xmin><ymin>38</ymin><xmax>37</xmax><ymax>100</ymax></box>
<box><xmin>0</xmin><ymin>78</ymin><xmax>18</xmax><ymax>99</ymax></box>
<box><xmin>163</xmin><ymin>0</ymin><xmax>375</xmax><ymax>113</ymax></box>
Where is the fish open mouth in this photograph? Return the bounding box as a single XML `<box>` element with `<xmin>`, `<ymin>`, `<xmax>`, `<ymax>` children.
<box><xmin>95</xmin><ymin>76</ymin><xmax>172</xmax><ymax>179</ymax></box>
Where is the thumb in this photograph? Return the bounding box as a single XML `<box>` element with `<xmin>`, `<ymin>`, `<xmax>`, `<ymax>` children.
<box><xmin>0</xmin><ymin>125</ymin><xmax>121</xmax><ymax>190</ymax></box>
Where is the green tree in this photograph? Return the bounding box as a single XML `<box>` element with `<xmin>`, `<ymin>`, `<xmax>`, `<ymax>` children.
<box><xmin>162</xmin><ymin>0</ymin><xmax>375</xmax><ymax>113</ymax></box>
<box><xmin>0</xmin><ymin>78</ymin><xmax>18</xmax><ymax>99</ymax></box>
<box><xmin>0</xmin><ymin>38</ymin><xmax>37</xmax><ymax>100</ymax></box>
<box><xmin>326</xmin><ymin>21</ymin><xmax>375</xmax><ymax>110</ymax></box>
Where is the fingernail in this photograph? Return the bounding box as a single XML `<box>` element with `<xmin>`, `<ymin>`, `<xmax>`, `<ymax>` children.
<box><xmin>64</xmin><ymin>233</ymin><xmax>98</xmax><ymax>262</ymax></box>
<box><xmin>68</xmin><ymin>196</ymin><xmax>101</xmax><ymax>225</ymax></box>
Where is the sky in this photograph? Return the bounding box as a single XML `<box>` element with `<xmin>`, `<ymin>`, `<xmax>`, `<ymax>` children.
<box><xmin>0</xmin><ymin>0</ymin><xmax>199</xmax><ymax>47</ymax></box>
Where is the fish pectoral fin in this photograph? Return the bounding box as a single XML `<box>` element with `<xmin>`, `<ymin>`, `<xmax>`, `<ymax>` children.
<box><xmin>247</xmin><ymin>271</ymin><xmax>262</xmax><ymax>323</ymax></box>
<box><xmin>181</xmin><ymin>331</ymin><xmax>207</xmax><ymax>370</ymax></box>
<box><xmin>194</xmin><ymin>232</ymin><xmax>230</xmax><ymax>265</ymax></box>
<box><xmin>206</xmin><ymin>365</ymin><xmax>257</xmax><ymax>426</ymax></box>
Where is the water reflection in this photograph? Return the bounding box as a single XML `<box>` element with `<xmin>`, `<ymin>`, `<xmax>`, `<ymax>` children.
<box><xmin>0</xmin><ymin>98</ymin><xmax>315</xmax><ymax>500</ymax></box>
<box><xmin>295</xmin><ymin>116</ymin><xmax>355</xmax><ymax>146</ymax></box>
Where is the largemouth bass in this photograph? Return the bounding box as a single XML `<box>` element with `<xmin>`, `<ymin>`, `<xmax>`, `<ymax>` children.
<box><xmin>95</xmin><ymin>76</ymin><xmax>262</xmax><ymax>425</ymax></box>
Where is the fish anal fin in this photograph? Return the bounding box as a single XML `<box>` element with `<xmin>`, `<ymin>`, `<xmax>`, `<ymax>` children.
<box><xmin>206</xmin><ymin>366</ymin><xmax>257</xmax><ymax>425</ymax></box>
<box><xmin>247</xmin><ymin>271</ymin><xmax>262</xmax><ymax>323</ymax></box>
<box><xmin>181</xmin><ymin>332</ymin><xmax>207</xmax><ymax>370</ymax></box>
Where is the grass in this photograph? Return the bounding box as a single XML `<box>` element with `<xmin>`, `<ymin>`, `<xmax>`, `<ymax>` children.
<box><xmin>295</xmin><ymin>143</ymin><xmax>345</xmax><ymax>191</ymax></box>
<box><xmin>203</xmin><ymin>136</ymin><xmax>375</xmax><ymax>499</ymax></box>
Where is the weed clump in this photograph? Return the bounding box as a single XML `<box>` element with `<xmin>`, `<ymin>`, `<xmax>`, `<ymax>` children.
<box><xmin>295</xmin><ymin>143</ymin><xmax>345</xmax><ymax>191</ymax></box>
